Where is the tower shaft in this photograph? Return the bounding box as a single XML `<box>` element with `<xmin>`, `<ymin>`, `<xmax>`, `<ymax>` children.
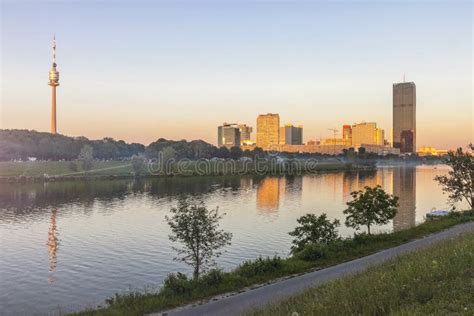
<box><xmin>51</xmin><ymin>85</ymin><xmax>57</xmax><ymax>134</ymax></box>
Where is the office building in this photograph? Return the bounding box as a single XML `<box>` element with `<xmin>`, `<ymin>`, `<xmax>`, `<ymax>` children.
<box><xmin>217</xmin><ymin>123</ymin><xmax>241</xmax><ymax>148</ymax></box>
<box><xmin>256</xmin><ymin>113</ymin><xmax>280</xmax><ymax>150</ymax></box>
<box><xmin>238</xmin><ymin>124</ymin><xmax>253</xmax><ymax>145</ymax></box>
<box><xmin>393</xmin><ymin>82</ymin><xmax>416</xmax><ymax>153</ymax></box>
<box><xmin>280</xmin><ymin>124</ymin><xmax>303</xmax><ymax>145</ymax></box>
<box><xmin>342</xmin><ymin>125</ymin><xmax>352</xmax><ymax>145</ymax></box>
<box><xmin>351</xmin><ymin>122</ymin><xmax>384</xmax><ymax>147</ymax></box>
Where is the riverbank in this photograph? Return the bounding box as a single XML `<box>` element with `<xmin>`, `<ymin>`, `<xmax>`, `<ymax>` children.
<box><xmin>73</xmin><ymin>211</ymin><xmax>474</xmax><ymax>316</ymax></box>
<box><xmin>0</xmin><ymin>159</ymin><xmax>374</xmax><ymax>183</ymax></box>
<box><xmin>251</xmin><ymin>228</ymin><xmax>474</xmax><ymax>316</ymax></box>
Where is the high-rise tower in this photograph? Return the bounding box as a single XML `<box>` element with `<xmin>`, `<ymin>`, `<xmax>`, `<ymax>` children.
<box><xmin>256</xmin><ymin>113</ymin><xmax>280</xmax><ymax>151</ymax></box>
<box><xmin>393</xmin><ymin>81</ymin><xmax>416</xmax><ymax>153</ymax></box>
<box><xmin>48</xmin><ymin>36</ymin><xmax>60</xmax><ymax>134</ymax></box>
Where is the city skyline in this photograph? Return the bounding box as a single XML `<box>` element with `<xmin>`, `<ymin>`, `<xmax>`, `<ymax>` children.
<box><xmin>1</xmin><ymin>1</ymin><xmax>472</xmax><ymax>149</ymax></box>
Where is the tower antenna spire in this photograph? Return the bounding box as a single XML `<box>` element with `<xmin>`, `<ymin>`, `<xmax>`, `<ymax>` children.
<box><xmin>403</xmin><ymin>73</ymin><xmax>405</xmax><ymax>83</ymax></box>
<box><xmin>52</xmin><ymin>34</ymin><xmax>57</xmax><ymax>65</ymax></box>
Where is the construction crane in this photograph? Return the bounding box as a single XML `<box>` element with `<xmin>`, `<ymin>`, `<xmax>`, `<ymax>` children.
<box><xmin>328</xmin><ymin>128</ymin><xmax>339</xmax><ymax>142</ymax></box>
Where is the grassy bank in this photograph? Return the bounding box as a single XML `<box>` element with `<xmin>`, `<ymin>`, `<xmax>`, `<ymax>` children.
<box><xmin>250</xmin><ymin>229</ymin><xmax>474</xmax><ymax>316</ymax></box>
<box><xmin>0</xmin><ymin>159</ymin><xmax>372</xmax><ymax>180</ymax></box>
<box><xmin>0</xmin><ymin>160</ymin><xmax>131</xmax><ymax>177</ymax></box>
<box><xmin>74</xmin><ymin>211</ymin><xmax>474</xmax><ymax>316</ymax></box>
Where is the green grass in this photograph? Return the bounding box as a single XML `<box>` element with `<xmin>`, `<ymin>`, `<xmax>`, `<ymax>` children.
<box><xmin>0</xmin><ymin>159</ymin><xmax>369</xmax><ymax>178</ymax></box>
<box><xmin>72</xmin><ymin>211</ymin><xmax>474</xmax><ymax>316</ymax></box>
<box><xmin>0</xmin><ymin>161</ymin><xmax>132</xmax><ymax>177</ymax></box>
<box><xmin>250</xmin><ymin>230</ymin><xmax>474</xmax><ymax>316</ymax></box>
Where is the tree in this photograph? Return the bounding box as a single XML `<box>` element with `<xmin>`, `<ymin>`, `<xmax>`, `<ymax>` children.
<box><xmin>131</xmin><ymin>155</ymin><xmax>147</xmax><ymax>176</ymax></box>
<box><xmin>217</xmin><ymin>146</ymin><xmax>230</xmax><ymax>159</ymax></box>
<box><xmin>165</xmin><ymin>198</ymin><xmax>232</xmax><ymax>279</ymax></box>
<box><xmin>343</xmin><ymin>185</ymin><xmax>399</xmax><ymax>235</ymax></box>
<box><xmin>289</xmin><ymin>213</ymin><xmax>340</xmax><ymax>252</ymax></box>
<box><xmin>78</xmin><ymin>144</ymin><xmax>94</xmax><ymax>173</ymax></box>
<box><xmin>160</xmin><ymin>146</ymin><xmax>177</xmax><ymax>175</ymax></box>
<box><xmin>435</xmin><ymin>144</ymin><xmax>473</xmax><ymax>209</ymax></box>
<box><xmin>229</xmin><ymin>146</ymin><xmax>243</xmax><ymax>160</ymax></box>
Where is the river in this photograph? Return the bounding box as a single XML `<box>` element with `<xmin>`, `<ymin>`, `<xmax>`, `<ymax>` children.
<box><xmin>0</xmin><ymin>165</ymin><xmax>459</xmax><ymax>315</ymax></box>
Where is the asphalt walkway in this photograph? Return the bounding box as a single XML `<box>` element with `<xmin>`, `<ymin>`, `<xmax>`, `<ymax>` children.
<box><xmin>153</xmin><ymin>221</ymin><xmax>474</xmax><ymax>316</ymax></box>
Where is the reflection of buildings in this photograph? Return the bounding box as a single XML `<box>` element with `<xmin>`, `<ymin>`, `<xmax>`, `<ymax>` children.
<box><xmin>342</xmin><ymin>170</ymin><xmax>388</xmax><ymax>202</ymax></box>
<box><xmin>256</xmin><ymin>177</ymin><xmax>282</xmax><ymax>212</ymax></box>
<box><xmin>342</xmin><ymin>168</ymin><xmax>415</xmax><ymax>231</ymax></box>
<box><xmin>47</xmin><ymin>209</ymin><xmax>59</xmax><ymax>284</ymax></box>
<box><xmin>392</xmin><ymin>168</ymin><xmax>416</xmax><ymax>231</ymax></box>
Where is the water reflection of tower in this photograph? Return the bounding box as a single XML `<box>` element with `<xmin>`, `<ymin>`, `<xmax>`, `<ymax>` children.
<box><xmin>256</xmin><ymin>177</ymin><xmax>282</xmax><ymax>212</ymax></box>
<box><xmin>392</xmin><ymin>168</ymin><xmax>416</xmax><ymax>231</ymax></box>
<box><xmin>47</xmin><ymin>208</ymin><xmax>59</xmax><ymax>284</ymax></box>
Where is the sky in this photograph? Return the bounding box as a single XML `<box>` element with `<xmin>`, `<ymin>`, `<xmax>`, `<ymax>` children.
<box><xmin>1</xmin><ymin>0</ymin><xmax>472</xmax><ymax>149</ymax></box>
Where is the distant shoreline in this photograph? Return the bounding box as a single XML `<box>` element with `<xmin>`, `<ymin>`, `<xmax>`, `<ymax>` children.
<box><xmin>0</xmin><ymin>159</ymin><xmax>380</xmax><ymax>184</ymax></box>
<box><xmin>0</xmin><ymin>159</ymin><xmax>447</xmax><ymax>184</ymax></box>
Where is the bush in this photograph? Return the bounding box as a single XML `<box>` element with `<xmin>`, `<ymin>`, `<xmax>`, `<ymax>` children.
<box><xmin>200</xmin><ymin>268</ymin><xmax>225</xmax><ymax>287</ymax></box>
<box><xmin>162</xmin><ymin>272</ymin><xmax>193</xmax><ymax>296</ymax></box>
<box><xmin>235</xmin><ymin>256</ymin><xmax>283</xmax><ymax>278</ymax></box>
<box><xmin>289</xmin><ymin>213</ymin><xmax>340</xmax><ymax>252</ymax></box>
<box><xmin>105</xmin><ymin>291</ymin><xmax>148</xmax><ymax>310</ymax></box>
<box><xmin>294</xmin><ymin>243</ymin><xmax>328</xmax><ymax>261</ymax></box>
<box><xmin>352</xmin><ymin>232</ymin><xmax>374</xmax><ymax>245</ymax></box>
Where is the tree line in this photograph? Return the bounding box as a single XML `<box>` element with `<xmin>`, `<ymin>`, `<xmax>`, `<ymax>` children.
<box><xmin>0</xmin><ymin>129</ymin><xmax>267</xmax><ymax>161</ymax></box>
<box><xmin>0</xmin><ymin>130</ymin><xmax>145</xmax><ymax>161</ymax></box>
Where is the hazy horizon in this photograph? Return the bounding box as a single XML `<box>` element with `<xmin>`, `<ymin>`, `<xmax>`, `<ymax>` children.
<box><xmin>1</xmin><ymin>1</ymin><xmax>472</xmax><ymax>149</ymax></box>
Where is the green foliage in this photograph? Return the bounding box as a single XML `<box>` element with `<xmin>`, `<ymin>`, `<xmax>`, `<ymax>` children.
<box><xmin>293</xmin><ymin>243</ymin><xmax>328</xmax><ymax>261</ymax></box>
<box><xmin>74</xmin><ymin>211</ymin><xmax>474</xmax><ymax>316</ymax></box>
<box><xmin>130</xmin><ymin>155</ymin><xmax>147</xmax><ymax>176</ymax></box>
<box><xmin>344</xmin><ymin>185</ymin><xmax>399</xmax><ymax>234</ymax></box>
<box><xmin>0</xmin><ymin>129</ymin><xmax>145</xmax><ymax>161</ymax></box>
<box><xmin>251</xmin><ymin>230</ymin><xmax>474</xmax><ymax>316</ymax></box>
<box><xmin>146</xmin><ymin>138</ymin><xmax>217</xmax><ymax>160</ymax></box>
<box><xmin>289</xmin><ymin>213</ymin><xmax>340</xmax><ymax>252</ymax></box>
<box><xmin>162</xmin><ymin>272</ymin><xmax>193</xmax><ymax>296</ymax></box>
<box><xmin>68</xmin><ymin>161</ymin><xmax>78</xmax><ymax>172</ymax></box>
<box><xmin>435</xmin><ymin>144</ymin><xmax>473</xmax><ymax>209</ymax></box>
<box><xmin>165</xmin><ymin>198</ymin><xmax>232</xmax><ymax>279</ymax></box>
<box><xmin>235</xmin><ymin>256</ymin><xmax>284</xmax><ymax>278</ymax></box>
<box><xmin>79</xmin><ymin>145</ymin><xmax>94</xmax><ymax>172</ymax></box>
<box><xmin>229</xmin><ymin>146</ymin><xmax>243</xmax><ymax>160</ymax></box>
<box><xmin>200</xmin><ymin>268</ymin><xmax>225</xmax><ymax>287</ymax></box>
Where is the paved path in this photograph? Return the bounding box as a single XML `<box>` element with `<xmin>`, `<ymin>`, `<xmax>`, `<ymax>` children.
<box><xmin>154</xmin><ymin>222</ymin><xmax>474</xmax><ymax>316</ymax></box>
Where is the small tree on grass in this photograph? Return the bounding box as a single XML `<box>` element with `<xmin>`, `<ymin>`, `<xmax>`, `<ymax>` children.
<box><xmin>344</xmin><ymin>185</ymin><xmax>399</xmax><ymax>235</ymax></box>
<box><xmin>289</xmin><ymin>213</ymin><xmax>340</xmax><ymax>252</ymax></box>
<box><xmin>435</xmin><ymin>144</ymin><xmax>473</xmax><ymax>210</ymax></box>
<box><xmin>78</xmin><ymin>144</ymin><xmax>94</xmax><ymax>173</ymax></box>
<box><xmin>166</xmin><ymin>198</ymin><xmax>232</xmax><ymax>279</ymax></box>
<box><xmin>131</xmin><ymin>155</ymin><xmax>147</xmax><ymax>177</ymax></box>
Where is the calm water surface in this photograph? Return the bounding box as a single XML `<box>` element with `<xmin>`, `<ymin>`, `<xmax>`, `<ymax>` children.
<box><xmin>0</xmin><ymin>165</ymin><xmax>459</xmax><ymax>315</ymax></box>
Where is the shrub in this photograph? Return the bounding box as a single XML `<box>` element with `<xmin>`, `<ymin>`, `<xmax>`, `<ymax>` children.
<box><xmin>289</xmin><ymin>213</ymin><xmax>340</xmax><ymax>252</ymax></box>
<box><xmin>352</xmin><ymin>232</ymin><xmax>374</xmax><ymax>245</ymax></box>
<box><xmin>200</xmin><ymin>268</ymin><xmax>225</xmax><ymax>287</ymax></box>
<box><xmin>235</xmin><ymin>256</ymin><xmax>283</xmax><ymax>278</ymax></box>
<box><xmin>294</xmin><ymin>243</ymin><xmax>328</xmax><ymax>261</ymax></box>
<box><xmin>162</xmin><ymin>272</ymin><xmax>193</xmax><ymax>296</ymax></box>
